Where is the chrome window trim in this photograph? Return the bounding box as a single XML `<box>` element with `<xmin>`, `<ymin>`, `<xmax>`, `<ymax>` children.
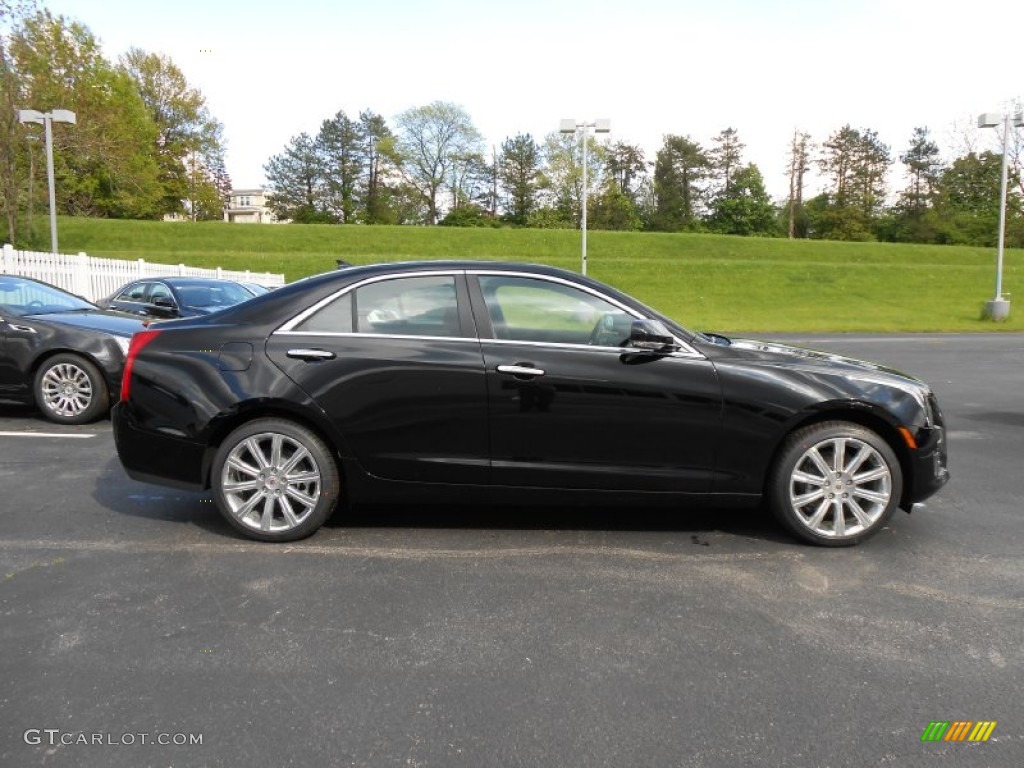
<box><xmin>274</xmin><ymin>267</ymin><xmax>699</xmax><ymax>357</ymax></box>
<box><xmin>274</xmin><ymin>330</ymin><xmax>482</xmax><ymax>344</ymax></box>
<box><xmin>481</xmin><ymin>338</ymin><xmax>702</xmax><ymax>358</ymax></box>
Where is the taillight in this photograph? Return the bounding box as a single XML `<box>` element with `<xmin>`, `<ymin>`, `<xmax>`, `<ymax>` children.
<box><xmin>121</xmin><ymin>329</ymin><xmax>163</xmax><ymax>401</ymax></box>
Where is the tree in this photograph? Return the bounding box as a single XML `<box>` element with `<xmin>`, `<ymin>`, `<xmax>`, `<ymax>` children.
<box><xmin>264</xmin><ymin>132</ymin><xmax>331</xmax><ymax>223</ymax></box>
<box><xmin>119</xmin><ymin>48</ymin><xmax>226</xmax><ymax>219</ymax></box>
<box><xmin>707</xmin><ymin>164</ymin><xmax>777</xmax><ymax>236</ymax></box>
<box><xmin>0</xmin><ymin>0</ymin><xmax>35</xmax><ymax>241</ymax></box>
<box><xmin>8</xmin><ymin>10</ymin><xmax>162</xmax><ymax>220</ymax></box>
<box><xmin>709</xmin><ymin>127</ymin><xmax>744</xmax><ymax>198</ymax></box>
<box><xmin>814</xmin><ymin>125</ymin><xmax>891</xmax><ymax>240</ymax></box>
<box><xmin>318</xmin><ymin>110</ymin><xmax>365</xmax><ymax>223</ymax></box>
<box><xmin>604</xmin><ymin>141</ymin><xmax>646</xmax><ymax>199</ymax></box>
<box><xmin>784</xmin><ymin>129</ymin><xmax>813</xmax><ymax>238</ymax></box>
<box><xmin>880</xmin><ymin>127</ymin><xmax>943</xmax><ymax>242</ymax></box>
<box><xmin>395</xmin><ymin>101</ymin><xmax>482</xmax><ymax>224</ymax></box>
<box><xmin>359</xmin><ymin>110</ymin><xmax>399</xmax><ymax>224</ymax></box>
<box><xmin>589</xmin><ymin>183</ymin><xmax>642</xmax><ymax>231</ymax></box>
<box><xmin>537</xmin><ymin>130</ymin><xmax>606</xmax><ymax>228</ymax></box>
<box><xmin>497</xmin><ymin>133</ymin><xmax>541</xmax><ymax>225</ymax></box>
<box><xmin>651</xmin><ymin>134</ymin><xmax>708</xmax><ymax>231</ymax></box>
<box><xmin>931</xmin><ymin>151</ymin><xmax>1021</xmax><ymax>247</ymax></box>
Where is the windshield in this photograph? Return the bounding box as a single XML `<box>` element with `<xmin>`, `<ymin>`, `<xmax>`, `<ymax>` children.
<box><xmin>175</xmin><ymin>281</ymin><xmax>255</xmax><ymax>310</ymax></box>
<box><xmin>0</xmin><ymin>277</ymin><xmax>96</xmax><ymax>316</ymax></box>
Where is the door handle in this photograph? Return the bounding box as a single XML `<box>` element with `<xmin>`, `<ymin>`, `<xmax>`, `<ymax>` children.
<box><xmin>496</xmin><ymin>364</ymin><xmax>545</xmax><ymax>378</ymax></box>
<box><xmin>287</xmin><ymin>348</ymin><xmax>336</xmax><ymax>361</ymax></box>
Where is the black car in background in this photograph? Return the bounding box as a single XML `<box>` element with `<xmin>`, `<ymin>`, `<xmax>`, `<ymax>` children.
<box><xmin>0</xmin><ymin>275</ymin><xmax>145</xmax><ymax>424</ymax></box>
<box><xmin>97</xmin><ymin>277</ymin><xmax>263</xmax><ymax>320</ymax></box>
<box><xmin>113</xmin><ymin>261</ymin><xmax>949</xmax><ymax>546</ymax></box>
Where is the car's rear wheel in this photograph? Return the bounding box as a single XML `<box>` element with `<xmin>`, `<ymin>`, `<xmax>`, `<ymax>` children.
<box><xmin>211</xmin><ymin>419</ymin><xmax>340</xmax><ymax>542</ymax></box>
<box><xmin>769</xmin><ymin>421</ymin><xmax>902</xmax><ymax>547</ymax></box>
<box><xmin>33</xmin><ymin>353</ymin><xmax>109</xmax><ymax>425</ymax></box>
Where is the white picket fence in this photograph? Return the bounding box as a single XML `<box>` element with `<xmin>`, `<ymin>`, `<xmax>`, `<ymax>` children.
<box><xmin>0</xmin><ymin>244</ymin><xmax>286</xmax><ymax>302</ymax></box>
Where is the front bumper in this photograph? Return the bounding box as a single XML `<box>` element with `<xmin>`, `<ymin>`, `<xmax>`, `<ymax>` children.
<box><xmin>902</xmin><ymin>423</ymin><xmax>949</xmax><ymax>510</ymax></box>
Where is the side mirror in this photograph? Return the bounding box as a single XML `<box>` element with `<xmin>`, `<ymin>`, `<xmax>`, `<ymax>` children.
<box><xmin>629</xmin><ymin>319</ymin><xmax>679</xmax><ymax>353</ymax></box>
<box><xmin>153</xmin><ymin>296</ymin><xmax>175</xmax><ymax>308</ymax></box>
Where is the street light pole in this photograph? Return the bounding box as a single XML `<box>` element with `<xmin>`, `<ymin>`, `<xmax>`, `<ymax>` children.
<box><xmin>17</xmin><ymin>108</ymin><xmax>77</xmax><ymax>254</ymax></box>
<box><xmin>977</xmin><ymin>110</ymin><xmax>1024</xmax><ymax>321</ymax></box>
<box><xmin>559</xmin><ymin>118</ymin><xmax>610</xmax><ymax>276</ymax></box>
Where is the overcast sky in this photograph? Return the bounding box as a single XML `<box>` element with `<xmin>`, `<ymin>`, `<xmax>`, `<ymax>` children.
<box><xmin>53</xmin><ymin>0</ymin><xmax>1024</xmax><ymax>199</ymax></box>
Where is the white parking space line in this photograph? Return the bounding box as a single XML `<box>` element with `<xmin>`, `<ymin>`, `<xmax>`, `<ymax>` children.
<box><xmin>0</xmin><ymin>431</ymin><xmax>96</xmax><ymax>439</ymax></box>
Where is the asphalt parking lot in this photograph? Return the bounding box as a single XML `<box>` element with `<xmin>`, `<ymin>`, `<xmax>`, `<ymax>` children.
<box><xmin>1</xmin><ymin>333</ymin><xmax>1022</xmax><ymax>767</ymax></box>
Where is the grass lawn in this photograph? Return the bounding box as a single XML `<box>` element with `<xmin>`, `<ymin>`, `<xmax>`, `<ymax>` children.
<box><xmin>45</xmin><ymin>217</ymin><xmax>1024</xmax><ymax>333</ymax></box>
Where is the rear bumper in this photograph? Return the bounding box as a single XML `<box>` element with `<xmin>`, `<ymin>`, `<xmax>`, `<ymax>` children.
<box><xmin>112</xmin><ymin>403</ymin><xmax>207</xmax><ymax>490</ymax></box>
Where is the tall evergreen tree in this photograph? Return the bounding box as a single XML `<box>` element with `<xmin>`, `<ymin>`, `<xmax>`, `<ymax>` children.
<box><xmin>497</xmin><ymin>133</ymin><xmax>541</xmax><ymax>225</ymax></box>
<box><xmin>264</xmin><ymin>133</ymin><xmax>330</xmax><ymax>223</ymax></box>
<box><xmin>318</xmin><ymin>110</ymin><xmax>365</xmax><ymax>223</ymax></box>
<box><xmin>813</xmin><ymin>125</ymin><xmax>891</xmax><ymax>240</ymax></box>
<box><xmin>709</xmin><ymin>127</ymin><xmax>744</xmax><ymax>198</ymax></box>
<box><xmin>651</xmin><ymin>135</ymin><xmax>708</xmax><ymax>231</ymax></box>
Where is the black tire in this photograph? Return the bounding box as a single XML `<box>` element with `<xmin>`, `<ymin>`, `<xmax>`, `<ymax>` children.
<box><xmin>33</xmin><ymin>353</ymin><xmax>109</xmax><ymax>425</ymax></box>
<box><xmin>210</xmin><ymin>418</ymin><xmax>340</xmax><ymax>542</ymax></box>
<box><xmin>769</xmin><ymin>421</ymin><xmax>902</xmax><ymax>547</ymax></box>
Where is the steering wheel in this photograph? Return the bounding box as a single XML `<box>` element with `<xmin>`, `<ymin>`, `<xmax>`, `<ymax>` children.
<box><xmin>26</xmin><ymin>300</ymin><xmax>45</xmax><ymax>310</ymax></box>
<box><xmin>589</xmin><ymin>313</ymin><xmax>626</xmax><ymax>347</ymax></box>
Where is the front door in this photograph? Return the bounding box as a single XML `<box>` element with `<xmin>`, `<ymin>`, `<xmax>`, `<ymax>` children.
<box><xmin>471</xmin><ymin>272</ymin><xmax>722</xmax><ymax>493</ymax></box>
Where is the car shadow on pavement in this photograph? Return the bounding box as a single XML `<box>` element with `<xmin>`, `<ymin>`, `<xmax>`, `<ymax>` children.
<box><xmin>93</xmin><ymin>455</ymin><xmax>790</xmax><ymax>545</ymax></box>
<box><xmin>0</xmin><ymin>401</ymin><xmax>48</xmax><ymax>422</ymax></box>
<box><xmin>331</xmin><ymin>502</ymin><xmax>790</xmax><ymax>544</ymax></box>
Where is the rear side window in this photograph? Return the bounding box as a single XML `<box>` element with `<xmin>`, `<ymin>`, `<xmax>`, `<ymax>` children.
<box><xmin>356</xmin><ymin>276</ymin><xmax>460</xmax><ymax>337</ymax></box>
<box><xmin>292</xmin><ymin>276</ymin><xmax>461</xmax><ymax>338</ymax></box>
<box><xmin>294</xmin><ymin>293</ymin><xmax>354</xmax><ymax>333</ymax></box>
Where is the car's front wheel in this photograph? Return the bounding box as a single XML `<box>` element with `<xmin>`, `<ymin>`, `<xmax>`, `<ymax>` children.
<box><xmin>769</xmin><ymin>421</ymin><xmax>903</xmax><ymax>546</ymax></box>
<box><xmin>33</xmin><ymin>353</ymin><xmax>109</xmax><ymax>425</ymax></box>
<box><xmin>211</xmin><ymin>418</ymin><xmax>340</xmax><ymax>542</ymax></box>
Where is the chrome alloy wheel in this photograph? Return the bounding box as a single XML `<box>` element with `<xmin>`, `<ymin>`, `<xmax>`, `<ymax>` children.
<box><xmin>40</xmin><ymin>361</ymin><xmax>94</xmax><ymax>419</ymax></box>
<box><xmin>220</xmin><ymin>432</ymin><xmax>323</xmax><ymax>534</ymax></box>
<box><xmin>788</xmin><ymin>436</ymin><xmax>893</xmax><ymax>539</ymax></box>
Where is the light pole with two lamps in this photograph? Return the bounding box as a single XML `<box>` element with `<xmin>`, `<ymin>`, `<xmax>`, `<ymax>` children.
<box><xmin>559</xmin><ymin>118</ymin><xmax>610</xmax><ymax>276</ymax></box>
<box><xmin>977</xmin><ymin>109</ymin><xmax>1024</xmax><ymax>321</ymax></box>
<box><xmin>17</xmin><ymin>108</ymin><xmax>77</xmax><ymax>254</ymax></box>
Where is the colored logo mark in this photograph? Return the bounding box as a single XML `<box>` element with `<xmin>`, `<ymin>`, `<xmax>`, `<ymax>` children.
<box><xmin>920</xmin><ymin>721</ymin><xmax>997</xmax><ymax>742</ymax></box>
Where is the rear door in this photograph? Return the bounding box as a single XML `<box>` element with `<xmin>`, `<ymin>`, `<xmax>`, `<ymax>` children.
<box><xmin>266</xmin><ymin>271</ymin><xmax>489</xmax><ymax>485</ymax></box>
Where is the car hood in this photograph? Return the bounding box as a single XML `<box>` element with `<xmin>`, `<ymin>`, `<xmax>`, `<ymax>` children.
<box><xmin>25</xmin><ymin>309</ymin><xmax>147</xmax><ymax>337</ymax></box>
<box><xmin>722</xmin><ymin>335</ymin><xmax>930</xmax><ymax>387</ymax></box>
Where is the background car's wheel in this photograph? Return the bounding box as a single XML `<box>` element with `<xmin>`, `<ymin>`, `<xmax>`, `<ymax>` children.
<box><xmin>211</xmin><ymin>418</ymin><xmax>340</xmax><ymax>542</ymax></box>
<box><xmin>33</xmin><ymin>353</ymin><xmax>109</xmax><ymax>425</ymax></box>
<box><xmin>769</xmin><ymin>421</ymin><xmax>903</xmax><ymax>547</ymax></box>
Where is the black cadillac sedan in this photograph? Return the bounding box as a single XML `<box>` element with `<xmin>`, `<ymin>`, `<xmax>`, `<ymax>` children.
<box><xmin>0</xmin><ymin>275</ymin><xmax>145</xmax><ymax>423</ymax></box>
<box><xmin>113</xmin><ymin>261</ymin><xmax>949</xmax><ymax>546</ymax></box>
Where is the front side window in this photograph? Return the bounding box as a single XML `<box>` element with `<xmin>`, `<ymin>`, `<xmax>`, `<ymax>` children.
<box><xmin>478</xmin><ymin>275</ymin><xmax>633</xmax><ymax>347</ymax></box>
<box><xmin>149</xmin><ymin>283</ymin><xmax>174</xmax><ymax>304</ymax></box>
